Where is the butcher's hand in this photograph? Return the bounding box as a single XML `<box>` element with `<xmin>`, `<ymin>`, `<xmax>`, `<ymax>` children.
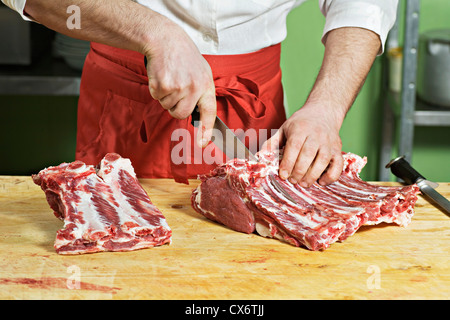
<box><xmin>261</xmin><ymin>27</ymin><xmax>381</xmax><ymax>187</ymax></box>
<box><xmin>23</xmin><ymin>0</ymin><xmax>217</xmax><ymax>147</ymax></box>
<box><xmin>261</xmin><ymin>103</ymin><xmax>344</xmax><ymax>188</ymax></box>
<box><xmin>143</xmin><ymin>19</ymin><xmax>217</xmax><ymax>147</ymax></box>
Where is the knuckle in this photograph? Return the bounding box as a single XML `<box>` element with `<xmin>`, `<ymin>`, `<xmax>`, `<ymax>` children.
<box><xmin>159</xmin><ymin>101</ymin><xmax>172</xmax><ymax>110</ymax></box>
<box><xmin>291</xmin><ymin>167</ymin><xmax>307</xmax><ymax>182</ymax></box>
<box><xmin>319</xmin><ymin>170</ymin><xmax>339</xmax><ymax>186</ymax></box>
<box><xmin>302</xmin><ymin>173</ymin><xmax>319</xmax><ymax>186</ymax></box>
<box><xmin>316</xmin><ymin>153</ymin><xmax>332</xmax><ymax>168</ymax></box>
<box><xmin>170</xmin><ymin>102</ymin><xmax>195</xmax><ymax>120</ymax></box>
<box><xmin>168</xmin><ymin>108</ymin><xmax>184</xmax><ymax>119</ymax></box>
<box><xmin>160</xmin><ymin>81</ymin><xmax>177</xmax><ymax>94</ymax></box>
<box><xmin>301</xmin><ymin>144</ymin><xmax>318</xmax><ymax>159</ymax></box>
<box><xmin>279</xmin><ymin>157</ymin><xmax>295</xmax><ymax>172</ymax></box>
<box><xmin>188</xmin><ymin>72</ymin><xmax>211</xmax><ymax>93</ymax></box>
<box><xmin>148</xmin><ymin>83</ymin><xmax>161</xmax><ymax>100</ymax></box>
<box><xmin>158</xmin><ymin>95</ymin><xmax>176</xmax><ymax>110</ymax></box>
<box><xmin>199</xmin><ymin>106</ymin><xmax>216</xmax><ymax>118</ymax></box>
<box><xmin>328</xmin><ymin>170</ymin><xmax>341</xmax><ymax>182</ymax></box>
<box><xmin>287</xmin><ymin>137</ymin><xmax>304</xmax><ymax>149</ymax></box>
<box><xmin>176</xmin><ymin>108</ymin><xmax>192</xmax><ymax>119</ymax></box>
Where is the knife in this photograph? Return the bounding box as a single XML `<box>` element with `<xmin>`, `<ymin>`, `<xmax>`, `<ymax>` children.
<box><xmin>191</xmin><ymin>108</ymin><xmax>297</xmax><ymax>204</ymax></box>
<box><xmin>386</xmin><ymin>156</ymin><xmax>450</xmax><ymax>217</ymax></box>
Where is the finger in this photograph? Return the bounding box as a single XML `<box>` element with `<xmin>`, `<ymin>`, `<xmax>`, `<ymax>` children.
<box><xmin>196</xmin><ymin>89</ymin><xmax>217</xmax><ymax>147</ymax></box>
<box><xmin>260</xmin><ymin>129</ymin><xmax>284</xmax><ymax>154</ymax></box>
<box><xmin>148</xmin><ymin>75</ymin><xmax>187</xmax><ymax>102</ymax></box>
<box><xmin>299</xmin><ymin>148</ymin><xmax>332</xmax><ymax>187</ymax></box>
<box><xmin>278</xmin><ymin>133</ymin><xmax>307</xmax><ymax>181</ymax></box>
<box><xmin>167</xmin><ymin>95</ymin><xmax>198</xmax><ymax>119</ymax></box>
<box><xmin>288</xmin><ymin>137</ymin><xmax>319</xmax><ymax>185</ymax></box>
<box><xmin>159</xmin><ymin>93</ymin><xmax>181</xmax><ymax>110</ymax></box>
<box><xmin>318</xmin><ymin>152</ymin><xmax>344</xmax><ymax>186</ymax></box>
<box><xmin>148</xmin><ymin>78</ymin><xmax>171</xmax><ymax>101</ymax></box>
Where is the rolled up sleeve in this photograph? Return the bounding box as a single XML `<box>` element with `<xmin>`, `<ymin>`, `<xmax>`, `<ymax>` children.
<box><xmin>2</xmin><ymin>0</ymin><xmax>32</xmax><ymax>21</ymax></box>
<box><xmin>319</xmin><ymin>0</ymin><xmax>398</xmax><ymax>54</ymax></box>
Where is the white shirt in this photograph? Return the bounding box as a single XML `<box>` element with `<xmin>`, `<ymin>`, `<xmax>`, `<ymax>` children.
<box><xmin>2</xmin><ymin>0</ymin><xmax>397</xmax><ymax>54</ymax></box>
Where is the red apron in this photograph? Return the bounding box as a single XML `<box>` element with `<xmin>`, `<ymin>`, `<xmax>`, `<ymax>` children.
<box><xmin>76</xmin><ymin>42</ymin><xmax>286</xmax><ymax>183</ymax></box>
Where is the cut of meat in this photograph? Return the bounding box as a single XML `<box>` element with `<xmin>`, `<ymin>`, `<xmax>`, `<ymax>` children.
<box><xmin>33</xmin><ymin>153</ymin><xmax>172</xmax><ymax>255</ymax></box>
<box><xmin>191</xmin><ymin>152</ymin><xmax>420</xmax><ymax>251</ymax></box>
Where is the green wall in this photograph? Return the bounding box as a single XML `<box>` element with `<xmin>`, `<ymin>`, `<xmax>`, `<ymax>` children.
<box><xmin>1</xmin><ymin>0</ymin><xmax>449</xmax><ymax>182</ymax></box>
<box><xmin>280</xmin><ymin>0</ymin><xmax>450</xmax><ymax>182</ymax></box>
<box><xmin>0</xmin><ymin>95</ymin><xmax>78</xmax><ymax>175</ymax></box>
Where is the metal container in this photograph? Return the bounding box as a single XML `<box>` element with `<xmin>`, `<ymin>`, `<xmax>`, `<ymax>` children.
<box><xmin>417</xmin><ymin>29</ymin><xmax>450</xmax><ymax>108</ymax></box>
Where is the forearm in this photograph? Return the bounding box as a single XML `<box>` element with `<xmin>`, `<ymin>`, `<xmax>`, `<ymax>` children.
<box><xmin>304</xmin><ymin>27</ymin><xmax>381</xmax><ymax>125</ymax></box>
<box><xmin>24</xmin><ymin>0</ymin><xmax>173</xmax><ymax>56</ymax></box>
<box><xmin>25</xmin><ymin>0</ymin><xmax>216</xmax><ymax>145</ymax></box>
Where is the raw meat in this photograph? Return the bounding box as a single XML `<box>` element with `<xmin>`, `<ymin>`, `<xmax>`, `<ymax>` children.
<box><xmin>191</xmin><ymin>152</ymin><xmax>420</xmax><ymax>251</ymax></box>
<box><xmin>33</xmin><ymin>153</ymin><xmax>172</xmax><ymax>255</ymax></box>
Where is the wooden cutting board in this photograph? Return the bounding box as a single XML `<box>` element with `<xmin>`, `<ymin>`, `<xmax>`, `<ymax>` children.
<box><xmin>0</xmin><ymin>176</ymin><xmax>449</xmax><ymax>299</ymax></box>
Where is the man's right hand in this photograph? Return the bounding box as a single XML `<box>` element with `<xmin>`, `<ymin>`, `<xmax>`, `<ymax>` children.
<box><xmin>24</xmin><ymin>0</ymin><xmax>216</xmax><ymax>147</ymax></box>
<box><xmin>143</xmin><ymin>18</ymin><xmax>217</xmax><ymax>148</ymax></box>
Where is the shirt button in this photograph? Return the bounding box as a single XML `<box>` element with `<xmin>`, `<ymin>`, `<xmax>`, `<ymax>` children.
<box><xmin>202</xmin><ymin>32</ymin><xmax>214</xmax><ymax>42</ymax></box>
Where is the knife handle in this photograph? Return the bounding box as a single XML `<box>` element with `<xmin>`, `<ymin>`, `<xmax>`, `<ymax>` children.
<box><xmin>385</xmin><ymin>156</ymin><xmax>426</xmax><ymax>184</ymax></box>
<box><xmin>191</xmin><ymin>107</ymin><xmax>200</xmax><ymax>127</ymax></box>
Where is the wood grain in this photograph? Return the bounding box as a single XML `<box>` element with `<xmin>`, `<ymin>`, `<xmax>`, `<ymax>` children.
<box><xmin>0</xmin><ymin>176</ymin><xmax>448</xmax><ymax>299</ymax></box>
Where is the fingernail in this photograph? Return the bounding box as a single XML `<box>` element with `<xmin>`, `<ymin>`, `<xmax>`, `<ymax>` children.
<box><xmin>199</xmin><ymin>130</ymin><xmax>212</xmax><ymax>147</ymax></box>
<box><xmin>289</xmin><ymin>178</ymin><xmax>297</xmax><ymax>185</ymax></box>
<box><xmin>279</xmin><ymin>170</ymin><xmax>288</xmax><ymax>180</ymax></box>
<box><xmin>300</xmin><ymin>181</ymin><xmax>308</xmax><ymax>188</ymax></box>
<box><xmin>200</xmin><ymin>138</ymin><xmax>209</xmax><ymax>147</ymax></box>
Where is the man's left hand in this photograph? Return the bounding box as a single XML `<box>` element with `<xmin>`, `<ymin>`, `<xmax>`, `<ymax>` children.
<box><xmin>261</xmin><ymin>102</ymin><xmax>344</xmax><ymax>188</ymax></box>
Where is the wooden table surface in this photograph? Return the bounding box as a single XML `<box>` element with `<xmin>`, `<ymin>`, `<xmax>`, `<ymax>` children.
<box><xmin>0</xmin><ymin>176</ymin><xmax>449</xmax><ymax>300</ymax></box>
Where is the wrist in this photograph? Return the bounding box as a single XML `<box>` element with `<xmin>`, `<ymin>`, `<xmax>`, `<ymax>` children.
<box><xmin>140</xmin><ymin>13</ymin><xmax>188</xmax><ymax>58</ymax></box>
<box><xmin>139</xmin><ymin>13</ymin><xmax>167</xmax><ymax>57</ymax></box>
<box><xmin>299</xmin><ymin>99</ymin><xmax>346</xmax><ymax>130</ymax></box>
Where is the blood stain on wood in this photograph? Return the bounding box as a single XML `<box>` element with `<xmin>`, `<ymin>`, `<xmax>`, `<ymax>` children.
<box><xmin>0</xmin><ymin>277</ymin><xmax>121</xmax><ymax>294</ymax></box>
<box><xmin>231</xmin><ymin>257</ymin><xmax>268</xmax><ymax>263</ymax></box>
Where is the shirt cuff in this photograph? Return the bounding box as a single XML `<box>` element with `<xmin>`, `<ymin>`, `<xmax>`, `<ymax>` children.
<box><xmin>321</xmin><ymin>1</ymin><xmax>397</xmax><ymax>55</ymax></box>
<box><xmin>1</xmin><ymin>0</ymin><xmax>32</xmax><ymax>21</ymax></box>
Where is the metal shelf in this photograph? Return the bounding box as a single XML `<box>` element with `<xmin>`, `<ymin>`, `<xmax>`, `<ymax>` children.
<box><xmin>379</xmin><ymin>0</ymin><xmax>450</xmax><ymax>181</ymax></box>
<box><xmin>0</xmin><ymin>47</ymin><xmax>81</xmax><ymax>96</ymax></box>
<box><xmin>387</xmin><ymin>90</ymin><xmax>450</xmax><ymax>126</ymax></box>
<box><xmin>414</xmin><ymin>99</ymin><xmax>450</xmax><ymax>126</ymax></box>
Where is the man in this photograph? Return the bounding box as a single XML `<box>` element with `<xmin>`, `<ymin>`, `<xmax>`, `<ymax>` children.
<box><xmin>2</xmin><ymin>0</ymin><xmax>397</xmax><ymax>186</ymax></box>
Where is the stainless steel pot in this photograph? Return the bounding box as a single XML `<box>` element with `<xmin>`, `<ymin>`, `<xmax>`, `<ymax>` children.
<box><xmin>417</xmin><ymin>29</ymin><xmax>450</xmax><ymax>108</ymax></box>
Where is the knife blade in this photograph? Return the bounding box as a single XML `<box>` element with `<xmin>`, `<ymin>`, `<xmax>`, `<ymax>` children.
<box><xmin>213</xmin><ymin>115</ymin><xmax>258</xmax><ymax>162</ymax></box>
<box><xmin>191</xmin><ymin>107</ymin><xmax>297</xmax><ymax>204</ymax></box>
<box><xmin>191</xmin><ymin>107</ymin><xmax>256</xmax><ymax>161</ymax></box>
<box><xmin>386</xmin><ymin>156</ymin><xmax>450</xmax><ymax>217</ymax></box>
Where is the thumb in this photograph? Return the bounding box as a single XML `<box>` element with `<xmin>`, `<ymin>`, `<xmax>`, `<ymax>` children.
<box><xmin>260</xmin><ymin>127</ymin><xmax>285</xmax><ymax>154</ymax></box>
<box><xmin>196</xmin><ymin>89</ymin><xmax>217</xmax><ymax>148</ymax></box>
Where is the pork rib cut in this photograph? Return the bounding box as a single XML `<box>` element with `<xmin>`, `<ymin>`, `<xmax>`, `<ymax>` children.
<box><xmin>33</xmin><ymin>153</ymin><xmax>172</xmax><ymax>255</ymax></box>
<box><xmin>191</xmin><ymin>152</ymin><xmax>420</xmax><ymax>251</ymax></box>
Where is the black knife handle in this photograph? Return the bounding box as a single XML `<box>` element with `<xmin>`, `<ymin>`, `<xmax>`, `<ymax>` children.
<box><xmin>385</xmin><ymin>156</ymin><xmax>426</xmax><ymax>184</ymax></box>
<box><xmin>191</xmin><ymin>106</ymin><xmax>200</xmax><ymax>127</ymax></box>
